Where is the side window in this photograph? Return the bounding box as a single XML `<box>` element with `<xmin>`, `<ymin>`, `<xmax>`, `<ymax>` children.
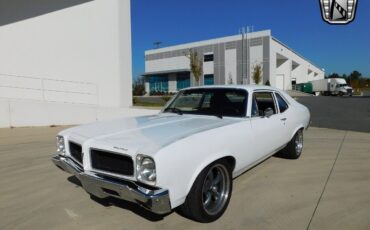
<box><xmin>253</xmin><ymin>92</ymin><xmax>277</xmax><ymax>117</ymax></box>
<box><xmin>275</xmin><ymin>93</ymin><xmax>289</xmax><ymax>113</ymax></box>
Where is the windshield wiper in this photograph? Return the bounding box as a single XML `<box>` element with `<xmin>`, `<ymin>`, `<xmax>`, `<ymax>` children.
<box><xmin>215</xmin><ymin>113</ymin><xmax>223</xmax><ymax>119</ymax></box>
<box><xmin>213</xmin><ymin>113</ymin><xmax>222</xmax><ymax>119</ymax></box>
<box><xmin>164</xmin><ymin>107</ymin><xmax>183</xmax><ymax>115</ymax></box>
<box><xmin>212</xmin><ymin>110</ymin><xmax>223</xmax><ymax>119</ymax></box>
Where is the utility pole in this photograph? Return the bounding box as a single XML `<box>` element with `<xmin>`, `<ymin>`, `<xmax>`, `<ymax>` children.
<box><xmin>153</xmin><ymin>41</ymin><xmax>162</xmax><ymax>49</ymax></box>
<box><xmin>240</xmin><ymin>27</ymin><xmax>245</xmax><ymax>84</ymax></box>
<box><xmin>239</xmin><ymin>26</ymin><xmax>253</xmax><ymax>84</ymax></box>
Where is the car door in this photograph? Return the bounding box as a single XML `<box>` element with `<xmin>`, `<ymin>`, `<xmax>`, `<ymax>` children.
<box><xmin>249</xmin><ymin>91</ymin><xmax>286</xmax><ymax>160</ymax></box>
<box><xmin>274</xmin><ymin>92</ymin><xmax>293</xmax><ymax>145</ymax></box>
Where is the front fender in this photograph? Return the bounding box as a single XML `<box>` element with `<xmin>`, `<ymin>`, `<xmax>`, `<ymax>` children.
<box><xmin>153</xmin><ymin>121</ymin><xmax>250</xmax><ymax>209</ymax></box>
<box><xmin>184</xmin><ymin>153</ymin><xmax>235</xmax><ymax>196</ymax></box>
<box><xmin>155</xmin><ymin>146</ymin><xmax>235</xmax><ymax>209</ymax></box>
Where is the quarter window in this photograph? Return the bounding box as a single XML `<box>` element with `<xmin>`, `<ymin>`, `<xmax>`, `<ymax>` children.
<box><xmin>275</xmin><ymin>93</ymin><xmax>289</xmax><ymax>113</ymax></box>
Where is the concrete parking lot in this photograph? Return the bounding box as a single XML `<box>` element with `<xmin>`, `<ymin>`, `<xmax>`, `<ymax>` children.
<box><xmin>1</xmin><ymin>126</ymin><xmax>370</xmax><ymax>230</ymax></box>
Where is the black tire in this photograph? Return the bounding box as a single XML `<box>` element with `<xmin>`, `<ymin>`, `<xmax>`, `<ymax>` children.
<box><xmin>179</xmin><ymin>159</ymin><xmax>233</xmax><ymax>223</ymax></box>
<box><xmin>279</xmin><ymin>129</ymin><xmax>304</xmax><ymax>159</ymax></box>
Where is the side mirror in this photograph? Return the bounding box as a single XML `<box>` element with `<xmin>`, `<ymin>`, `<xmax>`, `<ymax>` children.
<box><xmin>264</xmin><ymin>107</ymin><xmax>274</xmax><ymax>117</ymax></box>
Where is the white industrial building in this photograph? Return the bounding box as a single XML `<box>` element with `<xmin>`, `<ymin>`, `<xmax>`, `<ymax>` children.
<box><xmin>144</xmin><ymin>30</ymin><xmax>324</xmax><ymax>94</ymax></box>
<box><xmin>0</xmin><ymin>0</ymin><xmax>155</xmax><ymax>128</ymax></box>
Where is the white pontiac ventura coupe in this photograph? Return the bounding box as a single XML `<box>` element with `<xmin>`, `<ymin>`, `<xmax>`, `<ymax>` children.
<box><xmin>52</xmin><ymin>85</ymin><xmax>310</xmax><ymax>222</ymax></box>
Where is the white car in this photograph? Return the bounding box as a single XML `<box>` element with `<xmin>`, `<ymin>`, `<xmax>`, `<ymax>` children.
<box><xmin>52</xmin><ymin>85</ymin><xmax>310</xmax><ymax>222</ymax></box>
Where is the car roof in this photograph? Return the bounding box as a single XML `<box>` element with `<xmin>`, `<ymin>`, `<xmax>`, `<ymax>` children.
<box><xmin>183</xmin><ymin>84</ymin><xmax>280</xmax><ymax>92</ymax></box>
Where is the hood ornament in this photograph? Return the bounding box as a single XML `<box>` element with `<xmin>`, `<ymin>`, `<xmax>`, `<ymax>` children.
<box><xmin>319</xmin><ymin>0</ymin><xmax>358</xmax><ymax>24</ymax></box>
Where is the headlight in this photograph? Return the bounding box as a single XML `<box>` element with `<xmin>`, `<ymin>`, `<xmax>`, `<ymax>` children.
<box><xmin>56</xmin><ymin>135</ymin><xmax>65</xmax><ymax>155</ymax></box>
<box><xmin>136</xmin><ymin>154</ymin><xmax>156</xmax><ymax>185</ymax></box>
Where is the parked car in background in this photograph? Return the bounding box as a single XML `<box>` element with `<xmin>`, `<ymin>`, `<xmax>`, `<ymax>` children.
<box><xmin>52</xmin><ymin>85</ymin><xmax>310</xmax><ymax>222</ymax></box>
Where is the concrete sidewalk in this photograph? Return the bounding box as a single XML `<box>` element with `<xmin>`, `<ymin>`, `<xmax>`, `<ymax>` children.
<box><xmin>0</xmin><ymin>127</ymin><xmax>369</xmax><ymax>230</ymax></box>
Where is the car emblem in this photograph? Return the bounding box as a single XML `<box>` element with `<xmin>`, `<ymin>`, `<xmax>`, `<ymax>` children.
<box><xmin>319</xmin><ymin>0</ymin><xmax>358</xmax><ymax>24</ymax></box>
<box><xmin>113</xmin><ymin>146</ymin><xmax>128</xmax><ymax>151</ymax></box>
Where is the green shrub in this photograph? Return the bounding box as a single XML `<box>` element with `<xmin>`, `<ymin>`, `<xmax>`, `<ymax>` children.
<box><xmin>162</xmin><ymin>95</ymin><xmax>172</xmax><ymax>102</ymax></box>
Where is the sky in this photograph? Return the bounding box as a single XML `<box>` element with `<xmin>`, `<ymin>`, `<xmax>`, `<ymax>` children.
<box><xmin>131</xmin><ymin>0</ymin><xmax>370</xmax><ymax>80</ymax></box>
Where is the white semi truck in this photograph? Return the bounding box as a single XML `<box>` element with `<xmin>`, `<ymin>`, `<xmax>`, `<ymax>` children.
<box><xmin>311</xmin><ymin>78</ymin><xmax>353</xmax><ymax>96</ymax></box>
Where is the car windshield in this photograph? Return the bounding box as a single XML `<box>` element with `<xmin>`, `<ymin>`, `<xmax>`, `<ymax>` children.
<box><xmin>163</xmin><ymin>88</ymin><xmax>248</xmax><ymax>118</ymax></box>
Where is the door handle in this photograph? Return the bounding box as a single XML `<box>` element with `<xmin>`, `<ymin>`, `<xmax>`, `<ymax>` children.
<box><xmin>281</xmin><ymin>118</ymin><xmax>287</xmax><ymax>121</ymax></box>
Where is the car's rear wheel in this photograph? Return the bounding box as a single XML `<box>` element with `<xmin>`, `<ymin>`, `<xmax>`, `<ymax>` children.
<box><xmin>179</xmin><ymin>160</ymin><xmax>232</xmax><ymax>222</ymax></box>
<box><xmin>280</xmin><ymin>129</ymin><xmax>304</xmax><ymax>159</ymax></box>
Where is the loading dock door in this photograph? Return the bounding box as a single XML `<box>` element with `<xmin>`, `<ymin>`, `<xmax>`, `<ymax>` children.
<box><xmin>276</xmin><ymin>74</ymin><xmax>285</xmax><ymax>90</ymax></box>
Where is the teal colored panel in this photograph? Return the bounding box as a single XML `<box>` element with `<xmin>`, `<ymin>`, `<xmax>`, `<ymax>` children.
<box><xmin>177</xmin><ymin>75</ymin><xmax>190</xmax><ymax>90</ymax></box>
<box><xmin>149</xmin><ymin>75</ymin><xmax>168</xmax><ymax>92</ymax></box>
<box><xmin>204</xmin><ymin>74</ymin><xmax>214</xmax><ymax>85</ymax></box>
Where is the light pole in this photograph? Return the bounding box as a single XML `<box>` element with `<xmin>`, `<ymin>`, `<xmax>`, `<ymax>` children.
<box><xmin>239</xmin><ymin>26</ymin><xmax>253</xmax><ymax>84</ymax></box>
<box><xmin>153</xmin><ymin>41</ymin><xmax>162</xmax><ymax>49</ymax></box>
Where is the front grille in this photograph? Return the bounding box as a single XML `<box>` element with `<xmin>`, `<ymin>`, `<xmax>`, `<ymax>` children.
<box><xmin>90</xmin><ymin>149</ymin><xmax>134</xmax><ymax>176</ymax></box>
<box><xmin>69</xmin><ymin>142</ymin><xmax>83</xmax><ymax>164</ymax></box>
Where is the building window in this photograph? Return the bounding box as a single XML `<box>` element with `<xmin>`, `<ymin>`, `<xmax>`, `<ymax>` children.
<box><xmin>177</xmin><ymin>74</ymin><xmax>190</xmax><ymax>90</ymax></box>
<box><xmin>149</xmin><ymin>75</ymin><xmax>168</xmax><ymax>92</ymax></box>
<box><xmin>204</xmin><ymin>54</ymin><xmax>214</xmax><ymax>62</ymax></box>
<box><xmin>204</xmin><ymin>74</ymin><xmax>214</xmax><ymax>85</ymax></box>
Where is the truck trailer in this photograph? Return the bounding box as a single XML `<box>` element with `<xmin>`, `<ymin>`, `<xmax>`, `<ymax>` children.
<box><xmin>310</xmin><ymin>78</ymin><xmax>353</xmax><ymax>96</ymax></box>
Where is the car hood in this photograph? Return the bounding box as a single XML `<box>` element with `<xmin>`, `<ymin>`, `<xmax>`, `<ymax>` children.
<box><xmin>63</xmin><ymin>114</ymin><xmax>241</xmax><ymax>156</ymax></box>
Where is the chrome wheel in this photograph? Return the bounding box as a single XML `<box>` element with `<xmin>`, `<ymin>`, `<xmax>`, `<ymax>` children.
<box><xmin>201</xmin><ymin>164</ymin><xmax>230</xmax><ymax>215</ymax></box>
<box><xmin>295</xmin><ymin>130</ymin><xmax>303</xmax><ymax>155</ymax></box>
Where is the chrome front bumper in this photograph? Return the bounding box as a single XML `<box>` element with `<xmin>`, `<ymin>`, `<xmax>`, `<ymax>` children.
<box><xmin>52</xmin><ymin>155</ymin><xmax>171</xmax><ymax>214</ymax></box>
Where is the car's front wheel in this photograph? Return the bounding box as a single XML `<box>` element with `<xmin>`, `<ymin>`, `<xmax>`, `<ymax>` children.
<box><xmin>179</xmin><ymin>160</ymin><xmax>232</xmax><ymax>222</ymax></box>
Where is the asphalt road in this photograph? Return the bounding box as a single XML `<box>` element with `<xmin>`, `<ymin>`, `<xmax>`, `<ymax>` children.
<box><xmin>1</xmin><ymin>127</ymin><xmax>370</xmax><ymax>229</ymax></box>
<box><xmin>298</xmin><ymin>96</ymin><xmax>370</xmax><ymax>133</ymax></box>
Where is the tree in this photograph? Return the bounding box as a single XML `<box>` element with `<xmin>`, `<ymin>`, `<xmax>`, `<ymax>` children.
<box><xmin>252</xmin><ymin>64</ymin><xmax>262</xmax><ymax>84</ymax></box>
<box><xmin>342</xmin><ymin>74</ymin><xmax>350</xmax><ymax>84</ymax></box>
<box><xmin>349</xmin><ymin>70</ymin><xmax>362</xmax><ymax>81</ymax></box>
<box><xmin>185</xmin><ymin>49</ymin><xmax>203</xmax><ymax>85</ymax></box>
<box><xmin>327</xmin><ymin>73</ymin><xmax>340</xmax><ymax>79</ymax></box>
<box><xmin>348</xmin><ymin>71</ymin><xmax>362</xmax><ymax>89</ymax></box>
<box><xmin>132</xmin><ymin>77</ymin><xmax>146</xmax><ymax>96</ymax></box>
